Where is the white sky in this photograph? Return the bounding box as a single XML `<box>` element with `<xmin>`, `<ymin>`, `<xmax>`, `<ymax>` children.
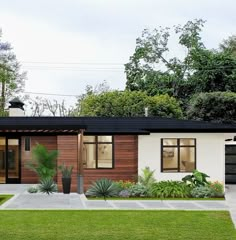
<box><xmin>0</xmin><ymin>0</ymin><xmax>236</xmax><ymax>108</ymax></box>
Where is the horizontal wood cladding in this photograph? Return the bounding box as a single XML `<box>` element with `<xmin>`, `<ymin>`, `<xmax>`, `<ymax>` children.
<box><xmin>57</xmin><ymin>135</ymin><xmax>78</xmax><ymax>192</ymax></box>
<box><xmin>21</xmin><ymin>136</ymin><xmax>57</xmax><ymax>183</ymax></box>
<box><xmin>84</xmin><ymin>135</ymin><xmax>138</xmax><ymax>190</ymax></box>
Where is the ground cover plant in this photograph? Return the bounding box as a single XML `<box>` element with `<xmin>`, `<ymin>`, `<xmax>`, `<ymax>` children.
<box><xmin>0</xmin><ymin>195</ymin><xmax>13</xmax><ymax>205</ymax></box>
<box><xmin>0</xmin><ymin>210</ymin><xmax>235</xmax><ymax>240</ymax></box>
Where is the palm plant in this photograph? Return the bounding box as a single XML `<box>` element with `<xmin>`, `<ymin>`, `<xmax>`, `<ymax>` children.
<box><xmin>26</xmin><ymin>144</ymin><xmax>58</xmax><ymax>180</ymax></box>
<box><xmin>138</xmin><ymin>167</ymin><xmax>156</xmax><ymax>188</ymax></box>
<box><xmin>86</xmin><ymin>178</ymin><xmax>119</xmax><ymax>200</ymax></box>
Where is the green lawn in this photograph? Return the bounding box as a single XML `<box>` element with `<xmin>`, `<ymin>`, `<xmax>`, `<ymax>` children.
<box><xmin>0</xmin><ymin>210</ymin><xmax>235</xmax><ymax>240</ymax></box>
<box><xmin>0</xmin><ymin>195</ymin><xmax>13</xmax><ymax>205</ymax></box>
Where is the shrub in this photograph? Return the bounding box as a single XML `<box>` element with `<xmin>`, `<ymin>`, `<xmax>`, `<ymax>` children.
<box><xmin>86</xmin><ymin>178</ymin><xmax>119</xmax><ymax>200</ymax></box>
<box><xmin>191</xmin><ymin>186</ymin><xmax>214</xmax><ymax>198</ymax></box>
<box><xmin>58</xmin><ymin>162</ymin><xmax>73</xmax><ymax>178</ymax></box>
<box><xmin>209</xmin><ymin>181</ymin><xmax>224</xmax><ymax>197</ymax></box>
<box><xmin>119</xmin><ymin>189</ymin><xmax>131</xmax><ymax>198</ymax></box>
<box><xmin>114</xmin><ymin>180</ymin><xmax>135</xmax><ymax>190</ymax></box>
<box><xmin>138</xmin><ymin>167</ymin><xmax>156</xmax><ymax>188</ymax></box>
<box><xmin>151</xmin><ymin>181</ymin><xmax>191</xmax><ymax>198</ymax></box>
<box><xmin>129</xmin><ymin>183</ymin><xmax>149</xmax><ymax>197</ymax></box>
<box><xmin>27</xmin><ymin>186</ymin><xmax>38</xmax><ymax>193</ymax></box>
<box><xmin>26</xmin><ymin>144</ymin><xmax>58</xmax><ymax>180</ymax></box>
<box><xmin>38</xmin><ymin>178</ymin><xmax>58</xmax><ymax>195</ymax></box>
<box><xmin>182</xmin><ymin>170</ymin><xmax>209</xmax><ymax>187</ymax></box>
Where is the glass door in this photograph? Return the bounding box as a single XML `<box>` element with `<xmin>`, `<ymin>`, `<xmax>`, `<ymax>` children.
<box><xmin>6</xmin><ymin>138</ymin><xmax>20</xmax><ymax>183</ymax></box>
<box><xmin>0</xmin><ymin>137</ymin><xmax>6</xmax><ymax>183</ymax></box>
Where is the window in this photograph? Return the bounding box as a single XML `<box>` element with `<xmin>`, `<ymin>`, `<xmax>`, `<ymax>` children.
<box><xmin>25</xmin><ymin>137</ymin><xmax>31</xmax><ymax>151</ymax></box>
<box><xmin>161</xmin><ymin>138</ymin><xmax>196</xmax><ymax>172</ymax></box>
<box><xmin>83</xmin><ymin>136</ymin><xmax>113</xmax><ymax>169</ymax></box>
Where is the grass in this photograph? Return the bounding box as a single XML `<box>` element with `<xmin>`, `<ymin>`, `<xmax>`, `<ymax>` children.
<box><xmin>0</xmin><ymin>195</ymin><xmax>13</xmax><ymax>205</ymax></box>
<box><xmin>0</xmin><ymin>210</ymin><xmax>235</xmax><ymax>240</ymax></box>
<box><xmin>87</xmin><ymin>196</ymin><xmax>225</xmax><ymax>200</ymax></box>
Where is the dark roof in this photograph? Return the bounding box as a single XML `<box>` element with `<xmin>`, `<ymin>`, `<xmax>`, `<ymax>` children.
<box><xmin>0</xmin><ymin>117</ymin><xmax>236</xmax><ymax>134</ymax></box>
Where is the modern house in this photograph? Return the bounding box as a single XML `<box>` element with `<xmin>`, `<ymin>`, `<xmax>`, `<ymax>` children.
<box><xmin>0</xmin><ymin>98</ymin><xmax>236</xmax><ymax>192</ymax></box>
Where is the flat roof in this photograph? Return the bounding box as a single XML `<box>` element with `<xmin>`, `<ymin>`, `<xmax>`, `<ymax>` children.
<box><xmin>0</xmin><ymin>117</ymin><xmax>236</xmax><ymax>134</ymax></box>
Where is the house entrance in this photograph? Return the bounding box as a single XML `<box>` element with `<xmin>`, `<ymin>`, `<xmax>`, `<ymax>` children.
<box><xmin>225</xmin><ymin>144</ymin><xmax>236</xmax><ymax>184</ymax></box>
<box><xmin>0</xmin><ymin>137</ymin><xmax>21</xmax><ymax>184</ymax></box>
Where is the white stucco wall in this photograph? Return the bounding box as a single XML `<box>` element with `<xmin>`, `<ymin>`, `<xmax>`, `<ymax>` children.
<box><xmin>138</xmin><ymin>133</ymin><xmax>225</xmax><ymax>184</ymax></box>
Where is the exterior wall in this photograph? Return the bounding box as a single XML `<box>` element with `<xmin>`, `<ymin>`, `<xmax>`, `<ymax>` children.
<box><xmin>83</xmin><ymin>135</ymin><xmax>138</xmax><ymax>190</ymax></box>
<box><xmin>57</xmin><ymin>135</ymin><xmax>78</xmax><ymax>192</ymax></box>
<box><xmin>21</xmin><ymin>136</ymin><xmax>57</xmax><ymax>183</ymax></box>
<box><xmin>138</xmin><ymin>133</ymin><xmax>225</xmax><ymax>184</ymax></box>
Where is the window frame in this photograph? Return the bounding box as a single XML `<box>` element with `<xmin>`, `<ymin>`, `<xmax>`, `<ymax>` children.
<box><xmin>161</xmin><ymin>138</ymin><xmax>196</xmax><ymax>173</ymax></box>
<box><xmin>83</xmin><ymin>135</ymin><xmax>114</xmax><ymax>169</ymax></box>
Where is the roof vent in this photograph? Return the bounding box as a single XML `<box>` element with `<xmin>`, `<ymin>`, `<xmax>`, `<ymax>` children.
<box><xmin>9</xmin><ymin>98</ymin><xmax>25</xmax><ymax>116</ymax></box>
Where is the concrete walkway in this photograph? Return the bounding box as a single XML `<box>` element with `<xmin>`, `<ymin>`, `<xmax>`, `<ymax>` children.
<box><xmin>0</xmin><ymin>184</ymin><xmax>228</xmax><ymax>211</ymax></box>
<box><xmin>225</xmin><ymin>185</ymin><xmax>236</xmax><ymax>227</ymax></box>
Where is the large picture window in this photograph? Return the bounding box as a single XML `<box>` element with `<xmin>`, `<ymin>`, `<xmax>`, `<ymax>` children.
<box><xmin>161</xmin><ymin>138</ymin><xmax>196</xmax><ymax>172</ymax></box>
<box><xmin>83</xmin><ymin>136</ymin><xmax>113</xmax><ymax>169</ymax></box>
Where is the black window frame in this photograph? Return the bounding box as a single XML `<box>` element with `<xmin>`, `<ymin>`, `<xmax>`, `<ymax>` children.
<box><xmin>83</xmin><ymin>135</ymin><xmax>114</xmax><ymax>169</ymax></box>
<box><xmin>161</xmin><ymin>138</ymin><xmax>196</xmax><ymax>172</ymax></box>
<box><xmin>24</xmin><ymin>137</ymin><xmax>31</xmax><ymax>152</ymax></box>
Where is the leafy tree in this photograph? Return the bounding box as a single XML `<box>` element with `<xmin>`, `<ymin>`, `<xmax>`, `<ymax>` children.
<box><xmin>219</xmin><ymin>35</ymin><xmax>236</xmax><ymax>57</ymax></box>
<box><xmin>0</xmin><ymin>29</ymin><xmax>26</xmax><ymax>113</ymax></box>
<box><xmin>78</xmin><ymin>90</ymin><xmax>183</xmax><ymax>118</ymax></box>
<box><xmin>187</xmin><ymin>92</ymin><xmax>236</xmax><ymax>123</ymax></box>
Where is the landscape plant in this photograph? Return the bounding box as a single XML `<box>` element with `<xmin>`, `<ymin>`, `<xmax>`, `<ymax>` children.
<box><xmin>86</xmin><ymin>178</ymin><xmax>120</xmax><ymax>200</ymax></box>
<box><xmin>26</xmin><ymin>144</ymin><xmax>58</xmax><ymax>180</ymax></box>
<box><xmin>27</xmin><ymin>186</ymin><xmax>38</xmax><ymax>193</ymax></box>
<box><xmin>209</xmin><ymin>181</ymin><xmax>224</xmax><ymax>197</ymax></box>
<box><xmin>151</xmin><ymin>181</ymin><xmax>191</xmax><ymax>198</ymax></box>
<box><xmin>38</xmin><ymin>178</ymin><xmax>58</xmax><ymax>195</ymax></box>
<box><xmin>129</xmin><ymin>183</ymin><xmax>149</xmax><ymax>197</ymax></box>
<box><xmin>182</xmin><ymin>170</ymin><xmax>210</xmax><ymax>187</ymax></box>
<box><xmin>191</xmin><ymin>186</ymin><xmax>214</xmax><ymax>198</ymax></box>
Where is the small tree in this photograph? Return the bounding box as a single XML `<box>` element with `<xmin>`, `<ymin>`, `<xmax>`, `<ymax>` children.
<box><xmin>26</xmin><ymin>144</ymin><xmax>58</xmax><ymax>180</ymax></box>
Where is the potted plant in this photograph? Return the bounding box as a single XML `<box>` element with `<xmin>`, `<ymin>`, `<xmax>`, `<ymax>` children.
<box><xmin>58</xmin><ymin>163</ymin><xmax>74</xmax><ymax>194</ymax></box>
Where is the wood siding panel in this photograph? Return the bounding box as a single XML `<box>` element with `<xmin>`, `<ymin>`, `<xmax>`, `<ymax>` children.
<box><xmin>57</xmin><ymin>135</ymin><xmax>78</xmax><ymax>192</ymax></box>
<box><xmin>84</xmin><ymin>135</ymin><xmax>138</xmax><ymax>190</ymax></box>
<box><xmin>21</xmin><ymin>136</ymin><xmax>57</xmax><ymax>183</ymax></box>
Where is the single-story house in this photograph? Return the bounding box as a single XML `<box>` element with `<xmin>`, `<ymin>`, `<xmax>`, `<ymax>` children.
<box><xmin>0</xmin><ymin>98</ymin><xmax>236</xmax><ymax>192</ymax></box>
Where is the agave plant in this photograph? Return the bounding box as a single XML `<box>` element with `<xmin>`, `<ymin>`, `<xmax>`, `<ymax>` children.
<box><xmin>38</xmin><ymin>178</ymin><xmax>58</xmax><ymax>195</ymax></box>
<box><xmin>86</xmin><ymin>178</ymin><xmax>119</xmax><ymax>200</ymax></box>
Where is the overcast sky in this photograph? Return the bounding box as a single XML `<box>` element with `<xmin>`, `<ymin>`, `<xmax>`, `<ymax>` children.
<box><xmin>0</xmin><ymin>0</ymin><xmax>236</xmax><ymax>107</ymax></box>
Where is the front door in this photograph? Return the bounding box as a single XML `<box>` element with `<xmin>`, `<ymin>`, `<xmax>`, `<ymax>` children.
<box><xmin>0</xmin><ymin>137</ymin><xmax>20</xmax><ymax>184</ymax></box>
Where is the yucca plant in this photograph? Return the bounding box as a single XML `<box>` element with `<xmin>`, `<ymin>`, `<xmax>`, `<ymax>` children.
<box><xmin>38</xmin><ymin>178</ymin><xmax>58</xmax><ymax>195</ymax></box>
<box><xmin>86</xmin><ymin>178</ymin><xmax>119</xmax><ymax>200</ymax></box>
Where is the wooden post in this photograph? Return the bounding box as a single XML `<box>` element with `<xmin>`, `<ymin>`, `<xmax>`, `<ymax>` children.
<box><xmin>77</xmin><ymin>129</ymin><xmax>84</xmax><ymax>194</ymax></box>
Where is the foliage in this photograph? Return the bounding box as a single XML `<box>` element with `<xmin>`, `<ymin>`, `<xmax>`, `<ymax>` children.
<box><xmin>58</xmin><ymin>162</ymin><xmax>73</xmax><ymax>178</ymax></box>
<box><xmin>86</xmin><ymin>178</ymin><xmax>120</xmax><ymax>200</ymax></box>
<box><xmin>118</xmin><ymin>189</ymin><xmax>131</xmax><ymax>198</ymax></box>
<box><xmin>0</xmin><ymin>29</ymin><xmax>26</xmax><ymax>112</ymax></box>
<box><xmin>138</xmin><ymin>167</ymin><xmax>156</xmax><ymax>188</ymax></box>
<box><xmin>78</xmin><ymin>90</ymin><xmax>183</xmax><ymax>118</ymax></box>
<box><xmin>182</xmin><ymin>170</ymin><xmax>210</xmax><ymax>187</ymax></box>
<box><xmin>26</xmin><ymin>144</ymin><xmax>58</xmax><ymax>180</ymax></box>
<box><xmin>38</xmin><ymin>178</ymin><xmax>58</xmax><ymax>195</ymax></box>
<box><xmin>191</xmin><ymin>186</ymin><xmax>214</xmax><ymax>198</ymax></box>
<box><xmin>114</xmin><ymin>180</ymin><xmax>135</xmax><ymax>190</ymax></box>
<box><xmin>129</xmin><ymin>183</ymin><xmax>149</xmax><ymax>197</ymax></box>
<box><xmin>209</xmin><ymin>181</ymin><xmax>224</xmax><ymax>197</ymax></box>
<box><xmin>219</xmin><ymin>35</ymin><xmax>236</xmax><ymax>57</ymax></box>
<box><xmin>150</xmin><ymin>181</ymin><xmax>191</xmax><ymax>198</ymax></box>
<box><xmin>187</xmin><ymin>92</ymin><xmax>236</xmax><ymax>123</ymax></box>
<box><xmin>27</xmin><ymin>186</ymin><xmax>38</xmax><ymax>193</ymax></box>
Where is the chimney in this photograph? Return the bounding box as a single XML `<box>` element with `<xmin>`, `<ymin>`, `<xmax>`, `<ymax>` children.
<box><xmin>9</xmin><ymin>98</ymin><xmax>25</xmax><ymax>116</ymax></box>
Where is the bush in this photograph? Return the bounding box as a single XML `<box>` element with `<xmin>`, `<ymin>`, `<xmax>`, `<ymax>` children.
<box><xmin>138</xmin><ymin>167</ymin><xmax>156</xmax><ymax>189</ymax></box>
<box><xmin>26</xmin><ymin>144</ymin><xmax>58</xmax><ymax>180</ymax></box>
<box><xmin>114</xmin><ymin>180</ymin><xmax>135</xmax><ymax>190</ymax></box>
<box><xmin>191</xmin><ymin>186</ymin><xmax>214</xmax><ymax>198</ymax></box>
<box><xmin>129</xmin><ymin>184</ymin><xmax>149</xmax><ymax>197</ymax></box>
<box><xmin>209</xmin><ymin>181</ymin><xmax>224</xmax><ymax>197</ymax></box>
<box><xmin>119</xmin><ymin>189</ymin><xmax>131</xmax><ymax>198</ymax></box>
<box><xmin>151</xmin><ymin>181</ymin><xmax>191</xmax><ymax>198</ymax></box>
<box><xmin>38</xmin><ymin>178</ymin><xmax>58</xmax><ymax>195</ymax></box>
<box><xmin>27</xmin><ymin>186</ymin><xmax>38</xmax><ymax>193</ymax></box>
<box><xmin>182</xmin><ymin>170</ymin><xmax>209</xmax><ymax>187</ymax></box>
<box><xmin>86</xmin><ymin>178</ymin><xmax>119</xmax><ymax>200</ymax></box>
